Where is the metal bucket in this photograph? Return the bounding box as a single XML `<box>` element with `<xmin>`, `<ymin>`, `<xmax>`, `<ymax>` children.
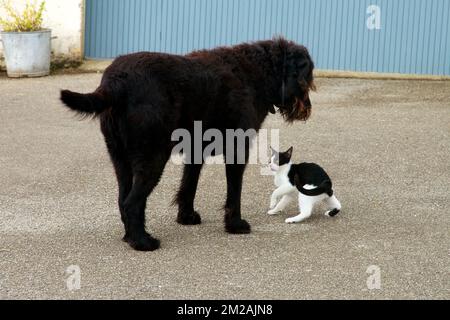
<box><xmin>1</xmin><ymin>29</ymin><xmax>51</xmax><ymax>78</ymax></box>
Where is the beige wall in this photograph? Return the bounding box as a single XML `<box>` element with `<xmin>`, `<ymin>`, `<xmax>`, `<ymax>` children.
<box><xmin>0</xmin><ymin>0</ymin><xmax>84</xmax><ymax>63</ymax></box>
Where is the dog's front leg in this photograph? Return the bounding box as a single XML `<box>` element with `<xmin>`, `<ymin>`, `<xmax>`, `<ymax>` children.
<box><xmin>224</xmin><ymin>164</ymin><xmax>251</xmax><ymax>234</ymax></box>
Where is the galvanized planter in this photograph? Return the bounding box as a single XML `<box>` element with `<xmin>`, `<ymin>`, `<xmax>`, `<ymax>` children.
<box><xmin>1</xmin><ymin>29</ymin><xmax>51</xmax><ymax>78</ymax></box>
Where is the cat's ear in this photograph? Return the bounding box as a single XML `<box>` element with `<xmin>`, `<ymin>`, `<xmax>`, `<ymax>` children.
<box><xmin>270</xmin><ymin>146</ymin><xmax>277</xmax><ymax>155</ymax></box>
<box><xmin>286</xmin><ymin>147</ymin><xmax>293</xmax><ymax>159</ymax></box>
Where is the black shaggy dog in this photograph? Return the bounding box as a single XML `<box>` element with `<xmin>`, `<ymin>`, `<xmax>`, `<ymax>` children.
<box><xmin>60</xmin><ymin>38</ymin><xmax>315</xmax><ymax>251</ymax></box>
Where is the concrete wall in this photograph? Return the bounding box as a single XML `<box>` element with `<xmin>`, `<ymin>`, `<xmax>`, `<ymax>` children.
<box><xmin>0</xmin><ymin>0</ymin><xmax>84</xmax><ymax>68</ymax></box>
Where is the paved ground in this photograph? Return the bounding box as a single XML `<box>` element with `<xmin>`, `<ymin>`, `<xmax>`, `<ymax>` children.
<box><xmin>0</xmin><ymin>73</ymin><xmax>449</xmax><ymax>300</ymax></box>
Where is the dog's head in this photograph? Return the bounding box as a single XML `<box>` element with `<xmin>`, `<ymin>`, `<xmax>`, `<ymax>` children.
<box><xmin>273</xmin><ymin>39</ymin><xmax>316</xmax><ymax>123</ymax></box>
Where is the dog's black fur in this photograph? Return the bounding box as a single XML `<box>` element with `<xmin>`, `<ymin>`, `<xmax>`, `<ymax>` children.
<box><xmin>60</xmin><ymin>38</ymin><xmax>315</xmax><ymax>251</ymax></box>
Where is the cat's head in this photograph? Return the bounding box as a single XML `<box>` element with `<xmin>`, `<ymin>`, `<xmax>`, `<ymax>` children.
<box><xmin>270</xmin><ymin>147</ymin><xmax>293</xmax><ymax>172</ymax></box>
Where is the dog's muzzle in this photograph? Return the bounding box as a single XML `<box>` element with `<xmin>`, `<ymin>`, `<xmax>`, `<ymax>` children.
<box><xmin>281</xmin><ymin>95</ymin><xmax>312</xmax><ymax>123</ymax></box>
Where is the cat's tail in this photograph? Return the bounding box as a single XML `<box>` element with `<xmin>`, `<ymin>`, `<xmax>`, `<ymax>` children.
<box><xmin>295</xmin><ymin>176</ymin><xmax>333</xmax><ymax>197</ymax></box>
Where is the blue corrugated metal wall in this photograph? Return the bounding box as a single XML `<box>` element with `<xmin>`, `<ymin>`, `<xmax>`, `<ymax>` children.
<box><xmin>85</xmin><ymin>0</ymin><xmax>450</xmax><ymax>76</ymax></box>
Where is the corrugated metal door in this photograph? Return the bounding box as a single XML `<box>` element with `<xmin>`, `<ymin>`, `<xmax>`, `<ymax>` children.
<box><xmin>85</xmin><ymin>0</ymin><xmax>450</xmax><ymax>76</ymax></box>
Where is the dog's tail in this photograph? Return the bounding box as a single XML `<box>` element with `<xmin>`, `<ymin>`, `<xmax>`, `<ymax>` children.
<box><xmin>60</xmin><ymin>89</ymin><xmax>110</xmax><ymax>117</ymax></box>
<box><xmin>295</xmin><ymin>176</ymin><xmax>333</xmax><ymax>197</ymax></box>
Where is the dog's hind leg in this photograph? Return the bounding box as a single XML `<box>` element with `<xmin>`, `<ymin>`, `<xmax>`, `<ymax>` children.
<box><xmin>224</xmin><ymin>164</ymin><xmax>251</xmax><ymax>234</ymax></box>
<box><xmin>110</xmin><ymin>151</ymin><xmax>133</xmax><ymax>240</ymax></box>
<box><xmin>101</xmin><ymin>117</ymin><xmax>133</xmax><ymax>240</ymax></box>
<box><xmin>176</xmin><ymin>163</ymin><xmax>203</xmax><ymax>225</ymax></box>
<box><xmin>122</xmin><ymin>152</ymin><xmax>170</xmax><ymax>251</ymax></box>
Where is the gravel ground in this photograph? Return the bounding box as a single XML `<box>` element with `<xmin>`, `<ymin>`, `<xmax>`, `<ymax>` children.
<box><xmin>0</xmin><ymin>74</ymin><xmax>449</xmax><ymax>299</ymax></box>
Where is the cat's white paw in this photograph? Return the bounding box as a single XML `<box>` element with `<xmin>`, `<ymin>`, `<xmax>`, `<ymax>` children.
<box><xmin>285</xmin><ymin>217</ymin><xmax>298</xmax><ymax>224</ymax></box>
<box><xmin>268</xmin><ymin>209</ymin><xmax>281</xmax><ymax>215</ymax></box>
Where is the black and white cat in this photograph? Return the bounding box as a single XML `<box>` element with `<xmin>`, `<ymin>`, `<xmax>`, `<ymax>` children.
<box><xmin>268</xmin><ymin>147</ymin><xmax>341</xmax><ymax>224</ymax></box>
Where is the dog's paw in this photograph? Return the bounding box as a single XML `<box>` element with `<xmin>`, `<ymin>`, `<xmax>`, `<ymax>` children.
<box><xmin>177</xmin><ymin>210</ymin><xmax>202</xmax><ymax>225</ymax></box>
<box><xmin>125</xmin><ymin>233</ymin><xmax>160</xmax><ymax>252</ymax></box>
<box><xmin>225</xmin><ymin>219</ymin><xmax>251</xmax><ymax>234</ymax></box>
<box><xmin>268</xmin><ymin>209</ymin><xmax>281</xmax><ymax>215</ymax></box>
<box><xmin>325</xmin><ymin>209</ymin><xmax>340</xmax><ymax>217</ymax></box>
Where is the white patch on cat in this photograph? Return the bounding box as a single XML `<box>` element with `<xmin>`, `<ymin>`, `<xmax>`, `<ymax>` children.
<box><xmin>269</xmin><ymin>155</ymin><xmax>279</xmax><ymax>172</ymax></box>
<box><xmin>303</xmin><ymin>184</ymin><xmax>317</xmax><ymax>190</ymax></box>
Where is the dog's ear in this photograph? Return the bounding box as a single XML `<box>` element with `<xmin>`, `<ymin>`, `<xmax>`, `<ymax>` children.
<box><xmin>286</xmin><ymin>54</ymin><xmax>310</xmax><ymax>83</ymax></box>
<box><xmin>286</xmin><ymin>45</ymin><xmax>314</xmax><ymax>86</ymax></box>
<box><xmin>268</xmin><ymin>36</ymin><xmax>289</xmax><ymax>75</ymax></box>
<box><xmin>297</xmin><ymin>61</ymin><xmax>310</xmax><ymax>83</ymax></box>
